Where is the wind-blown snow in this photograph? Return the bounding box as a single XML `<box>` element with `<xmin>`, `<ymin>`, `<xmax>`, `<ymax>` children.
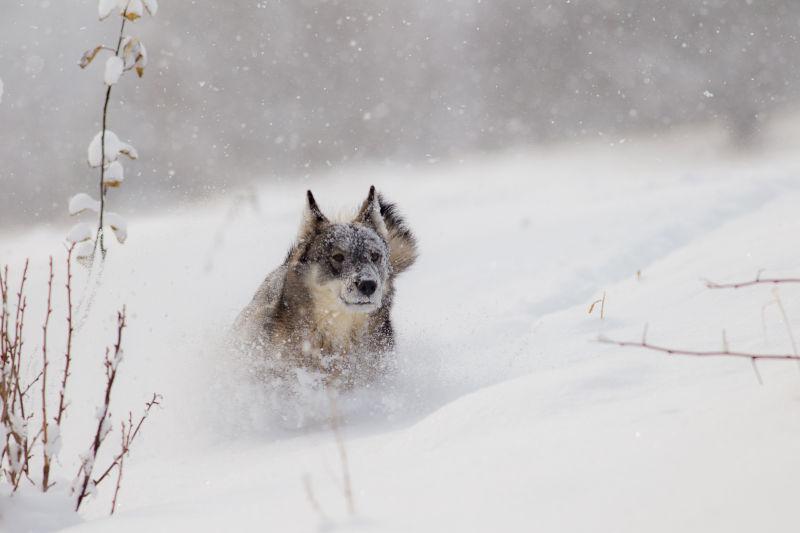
<box><xmin>2</xmin><ymin>127</ymin><xmax>800</xmax><ymax>532</ymax></box>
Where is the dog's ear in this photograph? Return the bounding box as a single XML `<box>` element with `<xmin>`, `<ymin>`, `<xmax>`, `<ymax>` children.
<box><xmin>301</xmin><ymin>190</ymin><xmax>328</xmax><ymax>233</ymax></box>
<box><xmin>291</xmin><ymin>190</ymin><xmax>329</xmax><ymax>263</ymax></box>
<box><xmin>354</xmin><ymin>185</ymin><xmax>389</xmax><ymax>239</ymax></box>
<box><xmin>377</xmin><ymin>192</ymin><xmax>418</xmax><ymax>274</ymax></box>
<box><xmin>306</xmin><ymin>190</ymin><xmax>327</xmax><ymax>225</ymax></box>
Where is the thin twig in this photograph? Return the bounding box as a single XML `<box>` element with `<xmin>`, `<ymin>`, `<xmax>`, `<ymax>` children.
<box><xmin>95</xmin><ymin>5</ymin><xmax>130</xmax><ymax>258</ymax></box>
<box><xmin>56</xmin><ymin>244</ymin><xmax>76</xmax><ymax>426</ymax></box>
<box><xmin>11</xmin><ymin>261</ymin><xmax>30</xmax><ymax>418</ymax></box>
<box><xmin>93</xmin><ymin>392</ymin><xmax>161</xmax><ymax>487</ymax></box>
<box><xmin>110</xmin><ymin>418</ymin><xmax>131</xmax><ymax>515</ymax></box>
<box><xmin>705</xmin><ymin>273</ymin><xmax>800</xmax><ymax>290</ymax></box>
<box><xmin>751</xmin><ymin>357</ymin><xmax>764</xmax><ymax>385</ymax></box>
<box><xmin>303</xmin><ymin>474</ymin><xmax>329</xmax><ymax>523</ymax></box>
<box><xmin>327</xmin><ymin>390</ymin><xmax>355</xmax><ymax>516</ymax></box>
<box><xmin>19</xmin><ymin>370</ymin><xmax>43</xmax><ymax>398</ymax></box>
<box><xmin>74</xmin><ymin>308</ymin><xmax>127</xmax><ymax>511</ymax></box>
<box><xmin>770</xmin><ymin>288</ymin><xmax>800</xmax><ymax>371</ymax></box>
<box><xmin>598</xmin><ymin>335</ymin><xmax>800</xmax><ymax>361</ymax></box>
<box><xmin>41</xmin><ymin>257</ymin><xmax>54</xmax><ymax>491</ymax></box>
<box><xmin>9</xmin><ymin>261</ymin><xmax>32</xmax><ymax>489</ymax></box>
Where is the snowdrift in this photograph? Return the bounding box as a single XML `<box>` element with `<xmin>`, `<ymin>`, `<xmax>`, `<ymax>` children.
<box><xmin>2</xmin><ymin>131</ymin><xmax>800</xmax><ymax>532</ymax></box>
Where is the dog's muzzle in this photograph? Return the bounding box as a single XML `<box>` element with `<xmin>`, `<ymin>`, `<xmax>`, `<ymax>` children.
<box><xmin>340</xmin><ymin>277</ymin><xmax>382</xmax><ymax>311</ymax></box>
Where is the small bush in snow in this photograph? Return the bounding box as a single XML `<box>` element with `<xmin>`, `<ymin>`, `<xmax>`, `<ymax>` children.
<box><xmin>0</xmin><ymin>251</ymin><xmax>159</xmax><ymax>514</ymax></box>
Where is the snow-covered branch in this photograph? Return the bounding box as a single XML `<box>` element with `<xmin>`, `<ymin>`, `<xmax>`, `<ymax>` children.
<box><xmin>73</xmin><ymin>307</ymin><xmax>126</xmax><ymax>511</ymax></box>
<box><xmin>70</xmin><ymin>0</ymin><xmax>158</xmax><ymax>262</ymax></box>
<box><xmin>1</xmin><ymin>253</ymin><xmax>159</xmax><ymax>515</ymax></box>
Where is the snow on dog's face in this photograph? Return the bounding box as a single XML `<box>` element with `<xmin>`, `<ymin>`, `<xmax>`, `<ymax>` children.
<box><xmin>296</xmin><ymin>187</ymin><xmax>390</xmax><ymax>313</ymax></box>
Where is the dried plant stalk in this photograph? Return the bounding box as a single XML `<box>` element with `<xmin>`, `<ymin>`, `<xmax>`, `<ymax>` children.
<box><xmin>327</xmin><ymin>391</ymin><xmax>355</xmax><ymax>516</ymax></box>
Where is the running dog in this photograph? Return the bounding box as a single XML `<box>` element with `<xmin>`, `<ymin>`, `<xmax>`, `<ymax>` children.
<box><xmin>233</xmin><ymin>186</ymin><xmax>417</xmax><ymax>386</ymax></box>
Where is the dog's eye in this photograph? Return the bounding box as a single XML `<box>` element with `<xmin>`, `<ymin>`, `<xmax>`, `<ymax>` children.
<box><xmin>332</xmin><ymin>253</ymin><xmax>345</xmax><ymax>263</ymax></box>
<box><xmin>371</xmin><ymin>252</ymin><xmax>381</xmax><ymax>263</ymax></box>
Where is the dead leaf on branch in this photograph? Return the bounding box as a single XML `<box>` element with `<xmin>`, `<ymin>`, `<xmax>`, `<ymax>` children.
<box><xmin>79</xmin><ymin>45</ymin><xmax>109</xmax><ymax>69</ymax></box>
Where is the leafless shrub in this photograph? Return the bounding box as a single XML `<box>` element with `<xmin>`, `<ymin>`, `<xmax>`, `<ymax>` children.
<box><xmin>1</xmin><ymin>259</ymin><xmax>36</xmax><ymax>490</ymax></box>
<box><xmin>0</xmin><ymin>251</ymin><xmax>159</xmax><ymax>516</ymax></box>
<box><xmin>600</xmin><ymin>315</ymin><xmax>800</xmax><ymax>385</ymax></box>
<box><xmin>601</xmin><ymin>272</ymin><xmax>800</xmax><ymax>382</ymax></box>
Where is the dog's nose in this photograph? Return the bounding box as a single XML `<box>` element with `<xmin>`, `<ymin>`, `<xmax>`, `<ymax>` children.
<box><xmin>357</xmin><ymin>279</ymin><xmax>377</xmax><ymax>296</ymax></box>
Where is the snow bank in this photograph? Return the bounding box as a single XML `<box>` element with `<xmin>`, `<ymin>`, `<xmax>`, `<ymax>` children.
<box><xmin>2</xmin><ymin>130</ymin><xmax>800</xmax><ymax>532</ymax></box>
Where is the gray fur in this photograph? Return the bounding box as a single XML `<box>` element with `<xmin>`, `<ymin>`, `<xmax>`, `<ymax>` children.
<box><xmin>233</xmin><ymin>186</ymin><xmax>417</xmax><ymax>387</ymax></box>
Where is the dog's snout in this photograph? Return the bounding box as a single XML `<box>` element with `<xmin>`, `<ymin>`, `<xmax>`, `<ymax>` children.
<box><xmin>357</xmin><ymin>279</ymin><xmax>377</xmax><ymax>296</ymax></box>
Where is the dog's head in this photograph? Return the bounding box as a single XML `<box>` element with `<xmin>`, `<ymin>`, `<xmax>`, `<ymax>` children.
<box><xmin>290</xmin><ymin>186</ymin><xmax>417</xmax><ymax>314</ymax></box>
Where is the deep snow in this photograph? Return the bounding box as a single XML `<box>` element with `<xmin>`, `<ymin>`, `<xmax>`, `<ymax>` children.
<box><xmin>2</xmin><ymin>124</ymin><xmax>800</xmax><ymax>532</ymax></box>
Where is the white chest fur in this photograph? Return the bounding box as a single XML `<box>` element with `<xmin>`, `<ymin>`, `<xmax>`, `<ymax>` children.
<box><xmin>305</xmin><ymin>268</ymin><xmax>369</xmax><ymax>353</ymax></box>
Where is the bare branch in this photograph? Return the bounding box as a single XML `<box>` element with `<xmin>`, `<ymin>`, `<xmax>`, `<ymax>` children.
<box><xmin>705</xmin><ymin>274</ymin><xmax>800</xmax><ymax>290</ymax></box>
<box><xmin>769</xmin><ymin>288</ymin><xmax>800</xmax><ymax>372</ymax></box>
<box><xmin>18</xmin><ymin>370</ymin><xmax>43</xmax><ymax>398</ymax></box>
<box><xmin>93</xmin><ymin>392</ymin><xmax>161</xmax><ymax>487</ymax></box>
<box><xmin>110</xmin><ymin>418</ymin><xmax>130</xmax><ymax>515</ymax></box>
<box><xmin>41</xmin><ymin>257</ymin><xmax>54</xmax><ymax>491</ymax></box>
<box><xmin>95</xmin><ymin>13</ymin><xmax>129</xmax><ymax>258</ymax></box>
<box><xmin>56</xmin><ymin>244</ymin><xmax>76</xmax><ymax>427</ymax></box>
<box><xmin>74</xmin><ymin>308</ymin><xmax>127</xmax><ymax>511</ymax></box>
<box><xmin>598</xmin><ymin>335</ymin><xmax>800</xmax><ymax>361</ymax></box>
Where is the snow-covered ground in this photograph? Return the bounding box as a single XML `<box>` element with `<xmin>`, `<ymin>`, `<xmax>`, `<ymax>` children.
<box><xmin>2</xmin><ymin>124</ymin><xmax>800</xmax><ymax>532</ymax></box>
